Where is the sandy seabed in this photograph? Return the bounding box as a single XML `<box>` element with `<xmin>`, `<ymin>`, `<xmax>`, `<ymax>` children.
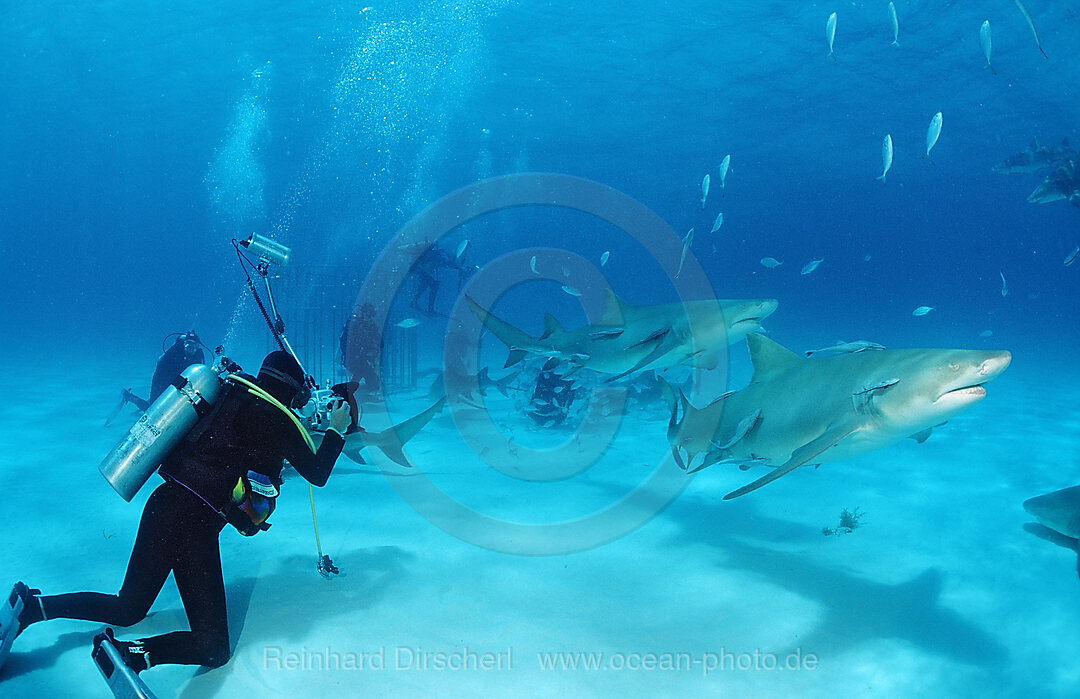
<box><xmin>2</xmin><ymin>356</ymin><xmax>1078</xmax><ymax>698</ymax></box>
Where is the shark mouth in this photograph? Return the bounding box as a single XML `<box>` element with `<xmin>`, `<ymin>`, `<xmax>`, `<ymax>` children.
<box><xmin>730</xmin><ymin>317</ymin><xmax>765</xmax><ymax>331</ymax></box>
<box><xmin>934</xmin><ymin>384</ymin><xmax>987</xmax><ymax>403</ymax></box>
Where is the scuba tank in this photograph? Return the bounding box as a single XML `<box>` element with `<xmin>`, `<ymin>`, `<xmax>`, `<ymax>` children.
<box><xmin>99</xmin><ymin>364</ymin><xmax>222</xmax><ymax>502</ymax></box>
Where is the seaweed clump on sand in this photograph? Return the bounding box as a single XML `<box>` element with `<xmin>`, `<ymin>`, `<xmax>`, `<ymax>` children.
<box><xmin>822</xmin><ymin>507</ymin><xmax>864</xmax><ymax>536</ymax></box>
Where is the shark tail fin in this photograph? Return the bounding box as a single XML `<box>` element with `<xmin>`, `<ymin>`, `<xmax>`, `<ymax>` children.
<box><xmin>476</xmin><ymin>366</ymin><xmax>491</xmax><ymax>394</ymax></box>
<box><xmin>345</xmin><ymin>397</ymin><xmax>446</xmax><ymax>468</ymax></box>
<box><xmin>465</xmin><ymin>296</ymin><xmax>536</xmax><ymax>368</ymax></box>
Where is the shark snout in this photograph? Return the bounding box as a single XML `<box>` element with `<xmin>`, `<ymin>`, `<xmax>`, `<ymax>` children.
<box><xmin>978</xmin><ymin>351</ymin><xmax>1012</xmax><ymax>379</ymax></box>
<box><xmin>730</xmin><ymin>299</ymin><xmax>779</xmax><ymax>328</ymax></box>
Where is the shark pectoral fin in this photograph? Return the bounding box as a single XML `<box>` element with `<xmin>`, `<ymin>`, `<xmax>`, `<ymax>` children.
<box><xmin>909</xmin><ymin>428</ymin><xmax>933</xmax><ymax>444</ymax></box>
<box><xmin>723</xmin><ymin>420</ymin><xmax>861</xmax><ymax>500</ymax></box>
<box><xmin>1022</xmin><ymin>522</ymin><xmax>1079</xmax><ymax>552</ymax></box>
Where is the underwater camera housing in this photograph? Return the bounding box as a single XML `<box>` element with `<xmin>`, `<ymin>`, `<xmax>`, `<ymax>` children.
<box><xmin>297</xmin><ymin>381</ymin><xmax>360</xmax><ymax>432</ymax></box>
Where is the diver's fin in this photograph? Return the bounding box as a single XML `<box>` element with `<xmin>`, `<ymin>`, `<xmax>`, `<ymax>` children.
<box><xmin>1</xmin><ymin>583</ymin><xmax>31</xmax><ymax>672</ymax></box>
<box><xmin>105</xmin><ymin>392</ymin><xmax>128</xmax><ymax>428</ymax></box>
<box><xmin>92</xmin><ymin>630</ymin><xmax>158</xmax><ymax>699</ymax></box>
<box><xmin>723</xmin><ymin>419</ymin><xmax>862</xmax><ymax>500</ymax></box>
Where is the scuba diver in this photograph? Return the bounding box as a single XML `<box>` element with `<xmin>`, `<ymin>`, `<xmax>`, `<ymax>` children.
<box><xmin>107</xmin><ymin>331</ymin><xmax>208</xmax><ymax>425</ymax></box>
<box><xmin>3</xmin><ymin>351</ymin><xmax>351</xmax><ymax>680</ymax></box>
<box><xmin>526</xmin><ymin>369</ymin><xmax>577</xmax><ymax>427</ymax></box>
<box><xmin>409</xmin><ymin>242</ymin><xmax>463</xmax><ymax>316</ymax></box>
<box><xmin>340</xmin><ymin>303</ymin><xmax>381</xmax><ymax>397</ymax></box>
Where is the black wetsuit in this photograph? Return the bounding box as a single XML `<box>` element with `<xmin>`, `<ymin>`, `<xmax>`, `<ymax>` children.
<box><xmin>341</xmin><ymin>315</ymin><xmax>381</xmax><ymax>392</ymax></box>
<box><xmin>32</xmin><ymin>376</ymin><xmax>345</xmax><ymax>668</ymax></box>
<box><xmin>410</xmin><ymin>247</ymin><xmax>457</xmax><ymax>314</ymax></box>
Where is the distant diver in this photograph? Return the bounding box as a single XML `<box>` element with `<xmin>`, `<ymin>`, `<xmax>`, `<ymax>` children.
<box><xmin>340</xmin><ymin>303</ymin><xmax>382</xmax><ymax>401</ymax></box>
<box><xmin>106</xmin><ymin>331</ymin><xmax>209</xmax><ymax>426</ymax></box>
<box><xmin>407</xmin><ymin>240</ymin><xmax>463</xmax><ymax>316</ymax></box>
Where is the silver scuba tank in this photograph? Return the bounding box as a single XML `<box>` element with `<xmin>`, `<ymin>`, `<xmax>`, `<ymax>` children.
<box><xmin>99</xmin><ymin>364</ymin><xmax>222</xmax><ymax>502</ymax></box>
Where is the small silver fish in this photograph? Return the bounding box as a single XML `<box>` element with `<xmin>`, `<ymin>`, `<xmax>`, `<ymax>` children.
<box><xmin>600</xmin><ymin>250</ymin><xmax>610</xmax><ymax>267</ymax></box>
<box><xmin>676</xmin><ymin>228</ymin><xmax>695</xmax><ymax>278</ymax></box>
<box><xmin>718</xmin><ymin>155</ymin><xmax>731</xmax><ymax>195</ymax></box>
<box><xmin>711</xmin><ymin>212</ymin><xmax>724</xmax><ymax>233</ymax></box>
<box><xmin>888</xmin><ymin>2</ymin><xmax>899</xmax><ymax>46</ymax></box>
<box><xmin>456</xmin><ymin>239</ymin><xmax>469</xmax><ymax>259</ymax></box>
<box><xmin>1064</xmin><ymin>245</ymin><xmax>1079</xmax><ymax>266</ymax></box>
<box><xmin>561</xmin><ymin>284</ymin><xmax>582</xmax><ymax>297</ymax></box>
<box><xmin>826</xmin><ymin>12</ymin><xmax>837</xmax><ymax>60</ymax></box>
<box><xmin>926</xmin><ymin>113</ymin><xmax>942</xmax><ymax>159</ymax></box>
<box><xmin>912</xmin><ymin>306</ymin><xmax>935</xmax><ymax>316</ymax></box>
<box><xmin>979</xmin><ymin>329</ymin><xmax>994</xmax><ymax>338</ymax></box>
<box><xmin>980</xmin><ymin>20</ymin><xmax>996</xmax><ymax>75</ymax></box>
<box><xmin>876</xmin><ymin>134</ymin><xmax>893</xmax><ymax>183</ymax></box>
<box><xmin>530</xmin><ymin>255</ymin><xmax>538</xmax><ymax>275</ymax></box>
<box><xmin>999</xmin><ymin>270</ymin><xmax>1009</xmax><ymax>297</ymax></box>
<box><xmin>562</xmin><ymin>266</ymin><xmax>571</xmax><ymax>278</ymax></box>
<box><xmin>760</xmin><ymin>257</ymin><xmax>782</xmax><ymax>269</ymax></box>
<box><xmin>700</xmin><ymin>175</ymin><xmax>710</xmax><ymax>210</ymax></box>
<box><xmin>396</xmin><ymin>318</ymin><xmax>421</xmax><ymax>329</ymax></box>
<box><xmin>1013</xmin><ymin>0</ymin><xmax>1048</xmax><ymax>58</ymax></box>
<box><xmin>801</xmin><ymin>258</ymin><xmax>824</xmax><ymax>275</ymax></box>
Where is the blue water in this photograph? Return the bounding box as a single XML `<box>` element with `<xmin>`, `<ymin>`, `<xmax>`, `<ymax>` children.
<box><xmin>2</xmin><ymin>0</ymin><xmax>1079</xmax><ymax>695</ymax></box>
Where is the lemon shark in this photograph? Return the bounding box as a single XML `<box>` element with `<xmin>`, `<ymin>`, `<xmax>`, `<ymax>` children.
<box><xmin>662</xmin><ymin>333</ymin><xmax>1011</xmax><ymax>499</ymax></box>
<box><xmin>466</xmin><ymin>292</ymin><xmax>778</xmax><ymax>380</ymax></box>
<box><xmin>1023</xmin><ymin>485</ymin><xmax>1080</xmax><ymax>578</ymax></box>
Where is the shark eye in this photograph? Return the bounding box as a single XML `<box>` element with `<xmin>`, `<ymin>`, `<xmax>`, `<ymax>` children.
<box><xmin>949</xmin><ymin>363</ymin><xmax>960</xmax><ymax>371</ymax></box>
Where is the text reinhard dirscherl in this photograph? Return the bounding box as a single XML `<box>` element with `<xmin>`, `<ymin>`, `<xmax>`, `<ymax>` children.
<box><xmin>263</xmin><ymin>646</ymin><xmax>819</xmax><ymax>676</ymax></box>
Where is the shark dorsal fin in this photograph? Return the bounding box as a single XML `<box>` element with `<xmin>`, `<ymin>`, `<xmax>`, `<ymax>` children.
<box><xmin>540</xmin><ymin>313</ymin><xmax>565</xmax><ymax>340</ymax></box>
<box><xmin>747</xmin><ymin>332</ymin><xmax>802</xmax><ymax>380</ymax></box>
<box><xmin>599</xmin><ymin>289</ymin><xmax>631</xmax><ymax>326</ymax></box>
